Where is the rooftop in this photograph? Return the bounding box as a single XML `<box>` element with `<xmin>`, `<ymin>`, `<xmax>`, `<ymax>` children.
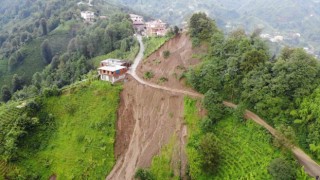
<box><xmin>98</xmin><ymin>65</ymin><xmax>127</xmax><ymax>72</ymax></box>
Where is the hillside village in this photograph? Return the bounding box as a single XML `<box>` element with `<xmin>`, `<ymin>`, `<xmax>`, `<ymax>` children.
<box><xmin>2</xmin><ymin>0</ymin><xmax>320</xmax><ymax>179</ymax></box>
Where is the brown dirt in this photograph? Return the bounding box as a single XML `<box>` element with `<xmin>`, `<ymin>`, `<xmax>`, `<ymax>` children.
<box><xmin>137</xmin><ymin>33</ymin><xmax>205</xmax><ymax>92</ymax></box>
<box><xmin>108</xmin><ymin>76</ymin><xmax>189</xmax><ymax>180</ymax></box>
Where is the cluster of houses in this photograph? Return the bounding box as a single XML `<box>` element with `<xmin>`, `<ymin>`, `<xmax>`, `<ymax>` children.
<box><xmin>93</xmin><ymin>13</ymin><xmax>168</xmax><ymax>83</ymax></box>
<box><xmin>129</xmin><ymin>14</ymin><xmax>168</xmax><ymax>37</ymax></box>
<box><xmin>80</xmin><ymin>12</ymin><xmax>168</xmax><ymax>38</ymax></box>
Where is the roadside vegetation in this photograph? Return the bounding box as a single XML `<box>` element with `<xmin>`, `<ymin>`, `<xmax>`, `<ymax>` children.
<box><xmin>187</xmin><ymin>12</ymin><xmax>320</xmax><ymax>164</ymax></box>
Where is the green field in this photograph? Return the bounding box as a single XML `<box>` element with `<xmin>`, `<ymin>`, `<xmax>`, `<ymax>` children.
<box><xmin>14</xmin><ymin>81</ymin><xmax>122</xmax><ymax>179</ymax></box>
<box><xmin>184</xmin><ymin>97</ymin><xmax>306</xmax><ymax>179</ymax></box>
<box><xmin>143</xmin><ymin>36</ymin><xmax>170</xmax><ymax>58</ymax></box>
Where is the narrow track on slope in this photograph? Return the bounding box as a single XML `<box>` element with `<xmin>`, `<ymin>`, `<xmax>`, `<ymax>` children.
<box><xmin>107</xmin><ymin>35</ymin><xmax>320</xmax><ymax>179</ymax></box>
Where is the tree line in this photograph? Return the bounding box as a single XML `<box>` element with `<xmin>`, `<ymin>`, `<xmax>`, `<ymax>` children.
<box><xmin>187</xmin><ymin>12</ymin><xmax>319</xmax><ymax>178</ymax></box>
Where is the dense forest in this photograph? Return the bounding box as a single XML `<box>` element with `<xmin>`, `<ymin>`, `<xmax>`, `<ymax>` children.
<box><xmin>187</xmin><ymin>13</ymin><xmax>320</xmax><ymax>170</ymax></box>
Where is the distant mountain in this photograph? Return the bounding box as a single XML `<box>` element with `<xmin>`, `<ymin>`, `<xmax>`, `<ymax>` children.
<box><xmin>111</xmin><ymin>0</ymin><xmax>320</xmax><ymax>56</ymax></box>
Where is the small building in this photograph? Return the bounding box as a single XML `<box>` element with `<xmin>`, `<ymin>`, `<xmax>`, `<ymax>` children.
<box><xmin>145</xmin><ymin>19</ymin><xmax>167</xmax><ymax>36</ymax></box>
<box><xmin>129</xmin><ymin>14</ymin><xmax>145</xmax><ymax>33</ymax></box>
<box><xmin>98</xmin><ymin>59</ymin><xmax>130</xmax><ymax>83</ymax></box>
<box><xmin>81</xmin><ymin>11</ymin><xmax>95</xmax><ymax>22</ymax></box>
<box><xmin>130</xmin><ymin>14</ymin><xmax>144</xmax><ymax>25</ymax></box>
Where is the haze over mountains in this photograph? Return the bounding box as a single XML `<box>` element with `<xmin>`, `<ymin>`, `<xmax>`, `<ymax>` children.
<box><xmin>112</xmin><ymin>0</ymin><xmax>320</xmax><ymax>56</ymax></box>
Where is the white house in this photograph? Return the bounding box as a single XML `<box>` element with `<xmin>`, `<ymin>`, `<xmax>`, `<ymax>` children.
<box><xmin>98</xmin><ymin>59</ymin><xmax>130</xmax><ymax>83</ymax></box>
<box><xmin>81</xmin><ymin>11</ymin><xmax>95</xmax><ymax>22</ymax></box>
<box><xmin>129</xmin><ymin>14</ymin><xmax>144</xmax><ymax>25</ymax></box>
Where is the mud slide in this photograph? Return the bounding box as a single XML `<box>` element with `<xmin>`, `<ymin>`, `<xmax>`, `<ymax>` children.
<box><xmin>108</xmin><ymin>34</ymin><xmax>320</xmax><ymax>179</ymax></box>
<box><xmin>107</xmin><ymin>35</ymin><xmax>192</xmax><ymax>180</ymax></box>
<box><xmin>107</xmin><ymin>76</ymin><xmax>188</xmax><ymax>180</ymax></box>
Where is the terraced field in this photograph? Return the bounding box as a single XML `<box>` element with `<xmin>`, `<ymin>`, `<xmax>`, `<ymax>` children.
<box><xmin>0</xmin><ymin>105</ymin><xmax>24</xmax><ymax>178</ymax></box>
<box><xmin>184</xmin><ymin>97</ymin><xmax>301</xmax><ymax>179</ymax></box>
<box><xmin>212</xmin><ymin>118</ymin><xmax>282</xmax><ymax>179</ymax></box>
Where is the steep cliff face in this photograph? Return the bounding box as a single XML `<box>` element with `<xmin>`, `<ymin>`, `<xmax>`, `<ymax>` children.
<box><xmin>110</xmin><ymin>76</ymin><xmax>187</xmax><ymax>179</ymax></box>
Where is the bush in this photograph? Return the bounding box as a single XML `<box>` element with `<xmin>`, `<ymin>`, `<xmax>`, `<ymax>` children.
<box><xmin>159</xmin><ymin>77</ymin><xmax>168</xmax><ymax>83</ymax></box>
<box><xmin>144</xmin><ymin>71</ymin><xmax>154</xmax><ymax>79</ymax></box>
<box><xmin>203</xmin><ymin>89</ymin><xmax>226</xmax><ymax>122</ymax></box>
<box><xmin>233</xmin><ymin>103</ymin><xmax>247</xmax><ymax>122</ymax></box>
<box><xmin>268</xmin><ymin>158</ymin><xmax>296</xmax><ymax>180</ymax></box>
<box><xmin>163</xmin><ymin>50</ymin><xmax>170</xmax><ymax>59</ymax></box>
<box><xmin>134</xmin><ymin>168</ymin><xmax>154</xmax><ymax>180</ymax></box>
<box><xmin>199</xmin><ymin>133</ymin><xmax>220</xmax><ymax>174</ymax></box>
<box><xmin>42</xmin><ymin>86</ymin><xmax>61</xmax><ymax>97</ymax></box>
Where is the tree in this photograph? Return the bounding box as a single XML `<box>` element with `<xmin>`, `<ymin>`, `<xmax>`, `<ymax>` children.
<box><xmin>12</xmin><ymin>74</ymin><xmax>24</xmax><ymax>92</ymax></box>
<box><xmin>1</xmin><ymin>85</ymin><xmax>11</xmax><ymax>102</ymax></box>
<box><xmin>173</xmin><ymin>26</ymin><xmax>179</xmax><ymax>35</ymax></box>
<box><xmin>189</xmin><ymin>12</ymin><xmax>217</xmax><ymax>45</ymax></box>
<box><xmin>268</xmin><ymin>158</ymin><xmax>296</xmax><ymax>180</ymax></box>
<box><xmin>40</xmin><ymin>18</ymin><xmax>48</xmax><ymax>35</ymax></box>
<box><xmin>41</xmin><ymin>40</ymin><xmax>53</xmax><ymax>64</ymax></box>
<box><xmin>204</xmin><ymin>89</ymin><xmax>225</xmax><ymax>122</ymax></box>
<box><xmin>199</xmin><ymin>133</ymin><xmax>220</xmax><ymax>174</ymax></box>
<box><xmin>51</xmin><ymin>55</ymin><xmax>60</xmax><ymax>69</ymax></box>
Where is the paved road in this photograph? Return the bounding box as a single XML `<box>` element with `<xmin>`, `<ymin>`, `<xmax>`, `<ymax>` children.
<box><xmin>109</xmin><ymin>34</ymin><xmax>320</xmax><ymax>178</ymax></box>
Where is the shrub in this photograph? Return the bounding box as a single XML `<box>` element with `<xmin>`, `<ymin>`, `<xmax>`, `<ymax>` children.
<box><xmin>134</xmin><ymin>168</ymin><xmax>154</xmax><ymax>180</ymax></box>
<box><xmin>268</xmin><ymin>158</ymin><xmax>296</xmax><ymax>180</ymax></box>
<box><xmin>163</xmin><ymin>50</ymin><xmax>170</xmax><ymax>59</ymax></box>
<box><xmin>144</xmin><ymin>71</ymin><xmax>154</xmax><ymax>79</ymax></box>
<box><xmin>159</xmin><ymin>77</ymin><xmax>168</xmax><ymax>83</ymax></box>
<box><xmin>199</xmin><ymin>133</ymin><xmax>220</xmax><ymax>174</ymax></box>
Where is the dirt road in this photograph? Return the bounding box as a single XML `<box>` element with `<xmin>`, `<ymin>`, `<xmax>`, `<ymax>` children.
<box><xmin>107</xmin><ymin>34</ymin><xmax>320</xmax><ymax>179</ymax></box>
<box><xmin>224</xmin><ymin>101</ymin><xmax>320</xmax><ymax>177</ymax></box>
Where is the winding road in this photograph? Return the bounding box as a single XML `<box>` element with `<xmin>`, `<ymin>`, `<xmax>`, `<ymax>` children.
<box><xmin>108</xmin><ymin>35</ymin><xmax>320</xmax><ymax>179</ymax></box>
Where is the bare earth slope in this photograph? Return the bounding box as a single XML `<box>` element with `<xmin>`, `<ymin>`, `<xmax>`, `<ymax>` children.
<box><xmin>107</xmin><ymin>35</ymin><xmax>193</xmax><ymax>180</ymax></box>
<box><xmin>108</xmin><ymin>76</ymin><xmax>187</xmax><ymax>180</ymax></box>
<box><xmin>137</xmin><ymin>33</ymin><xmax>204</xmax><ymax>92</ymax></box>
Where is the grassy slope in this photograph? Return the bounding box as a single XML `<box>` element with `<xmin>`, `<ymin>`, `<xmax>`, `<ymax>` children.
<box><xmin>149</xmin><ymin>136</ymin><xmax>180</xmax><ymax>180</ymax></box>
<box><xmin>90</xmin><ymin>43</ymin><xmax>139</xmax><ymax>68</ymax></box>
<box><xmin>0</xmin><ymin>39</ymin><xmax>44</xmax><ymax>87</ymax></box>
<box><xmin>0</xmin><ymin>21</ymin><xmax>74</xmax><ymax>88</ymax></box>
<box><xmin>184</xmin><ymin>97</ymin><xmax>308</xmax><ymax>179</ymax></box>
<box><xmin>143</xmin><ymin>36</ymin><xmax>170</xmax><ymax>59</ymax></box>
<box><xmin>16</xmin><ymin>81</ymin><xmax>121</xmax><ymax>179</ymax></box>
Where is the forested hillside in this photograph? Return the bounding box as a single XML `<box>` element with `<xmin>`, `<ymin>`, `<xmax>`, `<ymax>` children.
<box><xmin>111</xmin><ymin>0</ymin><xmax>320</xmax><ymax>56</ymax></box>
<box><xmin>186</xmin><ymin>13</ymin><xmax>320</xmax><ymax>173</ymax></box>
<box><xmin>0</xmin><ymin>0</ymin><xmax>138</xmax><ymax>103</ymax></box>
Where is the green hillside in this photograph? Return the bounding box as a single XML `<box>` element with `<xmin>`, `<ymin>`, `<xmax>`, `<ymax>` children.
<box><xmin>183</xmin><ymin>97</ymin><xmax>308</xmax><ymax>179</ymax></box>
<box><xmin>2</xmin><ymin>80</ymin><xmax>122</xmax><ymax>179</ymax></box>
